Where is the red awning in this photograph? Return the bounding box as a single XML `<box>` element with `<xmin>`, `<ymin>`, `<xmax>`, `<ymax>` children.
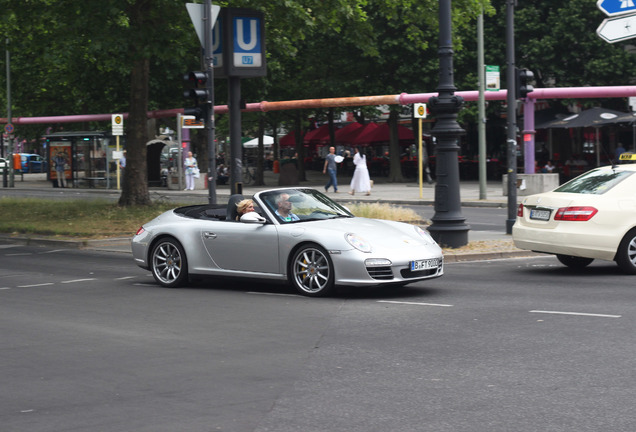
<box><xmin>349</xmin><ymin>123</ymin><xmax>380</xmax><ymax>146</ymax></box>
<box><xmin>362</xmin><ymin>123</ymin><xmax>414</xmax><ymax>144</ymax></box>
<box><xmin>279</xmin><ymin>131</ymin><xmax>297</xmax><ymax>148</ymax></box>
<box><xmin>303</xmin><ymin>124</ymin><xmax>331</xmax><ymax>144</ymax></box>
<box><xmin>319</xmin><ymin>122</ymin><xmax>363</xmax><ymax>145</ymax></box>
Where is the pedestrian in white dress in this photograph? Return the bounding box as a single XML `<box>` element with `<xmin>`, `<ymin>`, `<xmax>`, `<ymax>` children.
<box><xmin>348</xmin><ymin>147</ymin><xmax>371</xmax><ymax>196</ymax></box>
<box><xmin>184</xmin><ymin>151</ymin><xmax>198</xmax><ymax>191</ymax></box>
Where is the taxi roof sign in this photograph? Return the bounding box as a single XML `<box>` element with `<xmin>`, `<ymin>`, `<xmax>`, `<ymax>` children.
<box><xmin>619</xmin><ymin>152</ymin><xmax>636</xmax><ymax>162</ymax></box>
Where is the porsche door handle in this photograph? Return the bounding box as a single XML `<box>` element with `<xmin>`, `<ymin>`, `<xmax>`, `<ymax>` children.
<box><xmin>203</xmin><ymin>232</ymin><xmax>217</xmax><ymax>239</ymax></box>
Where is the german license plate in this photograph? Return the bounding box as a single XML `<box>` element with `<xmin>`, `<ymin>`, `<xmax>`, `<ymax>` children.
<box><xmin>410</xmin><ymin>258</ymin><xmax>440</xmax><ymax>271</ymax></box>
<box><xmin>530</xmin><ymin>209</ymin><xmax>551</xmax><ymax>221</ymax></box>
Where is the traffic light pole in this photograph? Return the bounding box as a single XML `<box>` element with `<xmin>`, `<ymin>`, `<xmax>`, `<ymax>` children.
<box><xmin>204</xmin><ymin>0</ymin><xmax>217</xmax><ymax>204</ymax></box>
<box><xmin>505</xmin><ymin>0</ymin><xmax>517</xmax><ymax>234</ymax></box>
<box><xmin>6</xmin><ymin>38</ymin><xmax>13</xmax><ymax>188</ymax></box>
<box><xmin>228</xmin><ymin>76</ymin><xmax>243</xmax><ymax>195</ymax></box>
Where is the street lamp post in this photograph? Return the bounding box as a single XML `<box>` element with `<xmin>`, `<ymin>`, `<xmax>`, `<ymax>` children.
<box><xmin>427</xmin><ymin>0</ymin><xmax>469</xmax><ymax>248</ymax></box>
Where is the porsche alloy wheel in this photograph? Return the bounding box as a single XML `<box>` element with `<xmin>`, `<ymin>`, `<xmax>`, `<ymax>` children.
<box><xmin>290</xmin><ymin>244</ymin><xmax>334</xmax><ymax>297</ymax></box>
<box><xmin>151</xmin><ymin>238</ymin><xmax>188</xmax><ymax>287</ymax></box>
<box><xmin>616</xmin><ymin>228</ymin><xmax>636</xmax><ymax>275</ymax></box>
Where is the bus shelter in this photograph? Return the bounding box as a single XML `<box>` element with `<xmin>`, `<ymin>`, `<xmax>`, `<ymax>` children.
<box><xmin>44</xmin><ymin>131</ymin><xmax>119</xmax><ymax>188</ymax></box>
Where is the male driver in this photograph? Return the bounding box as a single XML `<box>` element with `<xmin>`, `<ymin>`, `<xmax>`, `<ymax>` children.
<box><xmin>275</xmin><ymin>193</ymin><xmax>300</xmax><ymax>222</ymax></box>
<box><xmin>323</xmin><ymin>146</ymin><xmax>338</xmax><ymax>193</ymax></box>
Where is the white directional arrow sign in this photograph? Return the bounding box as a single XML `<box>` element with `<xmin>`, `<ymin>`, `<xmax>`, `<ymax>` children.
<box><xmin>597</xmin><ymin>12</ymin><xmax>636</xmax><ymax>43</ymax></box>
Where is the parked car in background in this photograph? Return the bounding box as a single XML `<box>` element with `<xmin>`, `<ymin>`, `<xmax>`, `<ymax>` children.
<box><xmin>15</xmin><ymin>153</ymin><xmax>45</xmax><ymax>173</ymax></box>
<box><xmin>513</xmin><ymin>160</ymin><xmax>636</xmax><ymax>274</ymax></box>
<box><xmin>0</xmin><ymin>157</ymin><xmax>7</xmax><ymax>175</ymax></box>
<box><xmin>21</xmin><ymin>153</ymin><xmax>46</xmax><ymax>173</ymax></box>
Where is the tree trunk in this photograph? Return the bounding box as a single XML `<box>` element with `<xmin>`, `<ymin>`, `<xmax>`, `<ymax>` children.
<box><xmin>294</xmin><ymin>112</ymin><xmax>306</xmax><ymax>182</ymax></box>
<box><xmin>255</xmin><ymin>114</ymin><xmax>265</xmax><ymax>186</ymax></box>
<box><xmin>118</xmin><ymin>56</ymin><xmax>151</xmax><ymax>206</ymax></box>
<box><xmin>387</xmin><ymin>110</ymin><xmax>404</xmax><ymax>182</ymax></box>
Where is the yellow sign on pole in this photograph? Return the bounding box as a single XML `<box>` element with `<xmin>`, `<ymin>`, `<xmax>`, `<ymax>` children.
<box><xmin>112</xmin><ymin>114</ymin><xmax>124</xmax><ymax>189</ymax></box>
<box><xmin>414</xmin><ymin>104</ymin><xmax>427</xmax><ymax>198</ymax></box>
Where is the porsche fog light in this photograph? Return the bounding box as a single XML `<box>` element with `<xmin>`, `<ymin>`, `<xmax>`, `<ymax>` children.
<box><xmin>365</xmin><ymin>258</ymin><xmax>392</xmax><ymax>266</ymax></box>
<box><xmin>346</xmin><ymin>233</ymin><xmax>372</xmax><ymax>253</ymax></box>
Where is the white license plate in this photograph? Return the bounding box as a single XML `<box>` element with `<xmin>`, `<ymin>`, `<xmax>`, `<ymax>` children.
<box><xmin>530</xmin><ymin>209</ymin><xmax>551</xmax><ymax>221</ymax></box>
<box><xmin>410</xmin><ymin>258</ymin><xmax>440</xmax><ymax>271</ymax></box>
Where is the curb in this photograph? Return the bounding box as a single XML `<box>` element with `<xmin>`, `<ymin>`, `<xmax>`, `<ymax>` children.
<box><xmin>0</xmin><ymin>235</ymin><xmax>131</xmax><ymax>251</ymax></box>
<box><xmin>443</xmin><ymin>250</ymin><xmax>540</xmax><ymax>263</ymax></box>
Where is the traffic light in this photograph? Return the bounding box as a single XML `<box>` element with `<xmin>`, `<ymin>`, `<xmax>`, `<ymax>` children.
<box><xmin>183</xmin><ymin>71</ymin><xmax>210</xmax><ymax>121</ymax></box>
<box><xmin>515</xmin><ymin>68</ymin><xmax>534</xmax><ymax>99</ymax></box>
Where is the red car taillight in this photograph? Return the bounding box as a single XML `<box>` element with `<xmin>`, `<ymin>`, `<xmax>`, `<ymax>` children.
<box><xmin>554</xmin><ymin>206</ymin><xmax>598</xmax><ymax>221</ymax></box>
<box><xmin>135</xmin><ymin>227</ymin><xmax>145</xmax><ymax>235</ymax></box>
<box><xmin>517</xmin><ymin>203</ymin><xmax>524</xmax><ymax>217</ymax></box>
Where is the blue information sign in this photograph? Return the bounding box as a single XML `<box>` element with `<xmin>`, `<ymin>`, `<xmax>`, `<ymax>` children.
<box><xmin>232</xmin><ymin>17</ymin><xmax>262</xmax><ymax>68</ymax></box>
<box><xmin>597</xmin><ymin>0</ymin><xmax>636</xmax><ymax>17</ymax></box>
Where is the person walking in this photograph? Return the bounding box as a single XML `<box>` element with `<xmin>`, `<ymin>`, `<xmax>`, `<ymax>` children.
<box><xmin>323</xmin><ymin>146</ymin><xmax>339</xmax><ymax>193</ymax></box>
<box><xmin>348</xmin><ymin>147</ymin><xmax>371</xmax><ymax>196</ymax></box>
<box><xmin>184</xmin><ymin>151</ymin><xmax>198</xmax><ymax>191</ymax></box>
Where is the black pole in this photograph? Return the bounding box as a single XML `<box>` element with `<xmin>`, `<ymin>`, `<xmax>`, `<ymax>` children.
<box><xmin>427</xmin><ymin>0</ymin><xmax>469</xmax><ymax>248</ymax></box>
<box><xmin>228</xmin><ymin>76</ymin><xmax>243</xmax><ymax>195</ymax></box>
<box><xmin>204</xmin><ymin>0</ymin><xmax>217</xmax><ymax>204</ymax></box>
<box><xmin>505</xmin><ymin>0</ymin><xmax>517</xmax><ymax>234</ymax></box>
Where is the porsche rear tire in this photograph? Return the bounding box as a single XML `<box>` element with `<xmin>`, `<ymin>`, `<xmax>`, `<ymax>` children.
<box><xmin>556</xmin><ymin>254</ymin><xmax>594</xmax><ymax>269</ymax></box>
<box><xmin>290</xmin><ymin>244</ymin><xmax>334</xmax><ymax>297</ymax></box>
<box><xmin>151</xmin><ymin>237</ymin><xmax>188</xmax><ymax>288</ymax></box>
<box><xmin>616</xmin><ymin>228</ymin><xmax>636</xmax><ymax>275</ymax></box>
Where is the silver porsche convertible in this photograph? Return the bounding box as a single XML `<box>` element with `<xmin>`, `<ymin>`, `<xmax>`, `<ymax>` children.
<box><xmin>132</xmin><ymin>187</ymin><xmax>444</xmax><ymax>297</ymax></box>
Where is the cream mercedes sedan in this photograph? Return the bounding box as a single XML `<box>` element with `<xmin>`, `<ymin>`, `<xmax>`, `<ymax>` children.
<box><xmin>513</xmin><ymin>162</ymin><xmax>636</xmax><ymax>273</ymax></box>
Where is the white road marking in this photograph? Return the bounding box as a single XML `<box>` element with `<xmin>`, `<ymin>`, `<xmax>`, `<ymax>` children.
<box><xmin>17</xmin><ymin>283</ymin><xmax>54</xmax><ymax>288</ymax></box>
<box><xmin>530</xmin><ymin>310</ymin><xmax>621</xmax><ymax>318</ymax></box>
<box><xmin>378</xmin><ymin>300</ymin><xmax>453</xmax><ymax>307</ymax></box>
<box><xmin>247</xmin><ymin>292</ymin><xmax>301</xmax><ymax>297</ymax></box>
<box><xmin>115</xmin><ymin>276</ymin><xmax>137</xmax><ymax>280</ymax></box>
<box><xmin>60</xmin><ymin>278</ymin><xmax>97</xmax><ymax>284</ymax></box>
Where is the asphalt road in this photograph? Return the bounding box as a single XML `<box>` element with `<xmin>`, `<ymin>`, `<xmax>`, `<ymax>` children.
<box><xmin>2</xmin><ymin>245</ymin><xmax>636</xmax><ymax>432</ymax></box>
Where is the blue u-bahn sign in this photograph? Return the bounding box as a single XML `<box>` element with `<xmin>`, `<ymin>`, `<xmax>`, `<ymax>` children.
<box><xmin>233</xmin><ymin>16</ymin><xmax>263</xmax><ymax>68</ymax></box>
<box><xmin>597</xmin><ymin>0</ymin><xmax>636</xmax><ymax>17</ymax></box>
<box><xmin>212</xmin><ymin>8</ymin><xmax>266</xmax><ymax>78</ymax></box>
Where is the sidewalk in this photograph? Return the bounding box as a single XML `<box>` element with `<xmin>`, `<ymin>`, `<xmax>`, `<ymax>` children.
<box><xmin>2</xmin><ymin>170</ymin><xmax>536</xmax><ymax>261</ymax></box>
<box><xmin>7</xmin><ymin>169</ymin><xmax>513</xmax><ymax>207</ymax></box>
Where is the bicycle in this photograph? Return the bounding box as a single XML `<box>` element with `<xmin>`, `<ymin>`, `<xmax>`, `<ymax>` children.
<box><xmin>242</xmin><ymin>166</ymin><xmax>256</xmax><ymax>185</ymax></box>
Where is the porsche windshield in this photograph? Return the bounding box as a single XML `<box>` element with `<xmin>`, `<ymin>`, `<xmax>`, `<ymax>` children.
<box><xmin>259</xmin><ymin>188</ymin><xmax>353</xmax><ymax>223</ymax></box>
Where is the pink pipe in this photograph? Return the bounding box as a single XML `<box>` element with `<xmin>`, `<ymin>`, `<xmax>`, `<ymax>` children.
<box><xmin>4</xmin><ymin>86</ymin><xmax>636</xmax><ymax>124</ymax></box>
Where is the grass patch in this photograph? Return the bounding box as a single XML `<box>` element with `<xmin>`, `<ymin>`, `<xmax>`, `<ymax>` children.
<box><xmin>0</xmin><ymin>197</ymin><xmax>178</xmax><ymax>238</ymax></box>
<box><xmin>347</xmin><ymin>202</ymin><xmax>425</xmax><ymax>223</ymax></box>
<box><xmin>0</xmin><ymin>198</ymin><xmax>424</xmax><ymax>239</ymax></box>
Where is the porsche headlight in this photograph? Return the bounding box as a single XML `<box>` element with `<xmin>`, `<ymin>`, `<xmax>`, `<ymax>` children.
<box><xmin>414</xmin><ymin>226</ymin><xmax>436</xmax><ymax>244</ymax></box>
<box><xmin>345</xmin><ymin>233</ymin><xmax>372</xmax><ymax>253</ymax></box>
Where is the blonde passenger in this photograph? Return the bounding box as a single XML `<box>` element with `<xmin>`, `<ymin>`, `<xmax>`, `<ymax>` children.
<box><xmin>235</xmin><ymin>199</ymin><xmax>255</xmax><ymax>220</ymax></box>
